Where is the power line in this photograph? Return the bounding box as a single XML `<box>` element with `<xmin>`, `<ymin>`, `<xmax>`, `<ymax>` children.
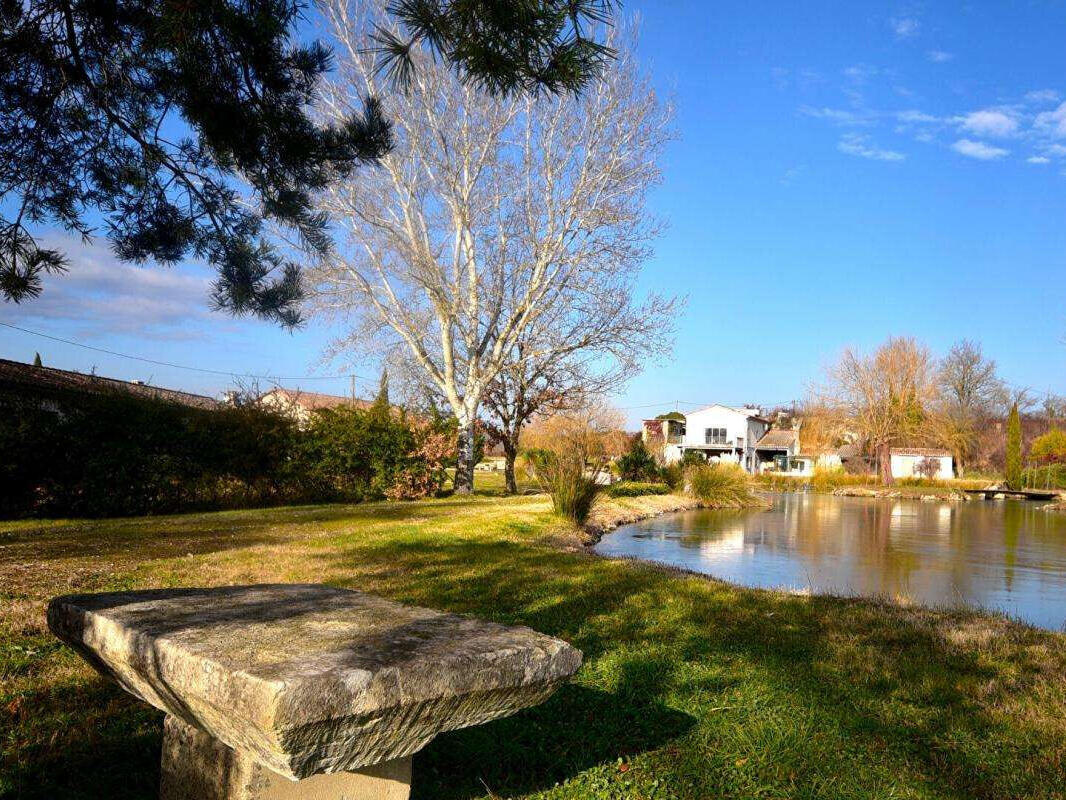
<box><xmin>0</xmin><ymin>321</ymin><xmax>366</xmax><ymax>383</ymax></box>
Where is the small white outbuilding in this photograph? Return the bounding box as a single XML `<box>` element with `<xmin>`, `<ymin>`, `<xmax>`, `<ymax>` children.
<box><xmin>888</xmin><ymin>448</ymin><xmax>954</xmax><ymax>480</ymax></box>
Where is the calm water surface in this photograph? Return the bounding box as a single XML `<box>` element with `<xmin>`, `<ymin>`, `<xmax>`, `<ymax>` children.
<box><xmin>595</xmin><ymin>492</ymin><xmax>1066</xmax><ymax>630</ymax></box>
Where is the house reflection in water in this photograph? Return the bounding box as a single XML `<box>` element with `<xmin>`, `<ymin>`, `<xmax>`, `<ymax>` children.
<box><xmin>596</xmin><ymin>493</ymin><xmax>1066</xmax><ymax>631</ymax></box>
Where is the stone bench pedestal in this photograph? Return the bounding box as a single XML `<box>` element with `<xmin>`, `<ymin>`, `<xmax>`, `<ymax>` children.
<box><xmin>161</xmin><ymin>716</ymin><xmax>412</xmax><ymax>800</ymax></box>
<box><xmin>48</xmin><ymin>584</ymin><xmax>581</xmax><ymax>799</ymax></box>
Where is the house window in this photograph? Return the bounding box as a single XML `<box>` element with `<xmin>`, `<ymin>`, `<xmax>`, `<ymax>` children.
<box><xmin>705</xmin><ymin>427</ymin><xmax>727</xmax><ymax>445</ymax></box>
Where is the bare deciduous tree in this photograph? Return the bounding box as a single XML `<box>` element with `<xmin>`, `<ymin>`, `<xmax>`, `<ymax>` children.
<box><xmin>480</xmin><ymin>294</ymin><xmax>674</xmax><ymax>493</ymax></box>
<box><xmin>825</xmin><ymin>337</ymin><xmax>938</xmax><ymax>485</ymax></box>
<box><xmin>935</xmin><ymin>340</ymin><xmax>1003</xmax><ymax>476</ymax></box>
<box><xmin>311</xmin><ymin>0</ymin><xmax>673</xmax><ymax>492</ymax></box>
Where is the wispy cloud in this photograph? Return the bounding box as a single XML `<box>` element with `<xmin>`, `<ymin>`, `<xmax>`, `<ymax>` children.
<box><xmin>838</xmin><ymin>133</ymin><xmax>906</xmax><ymax>161</ymax></box>
<box><xmin>890</xmin><ymin>17</ymin><xmax>920</xmax><ymax>38</ymax></box>
<box><xmin>1026</xmin><ymin>89</ymin><xmax>1061</xmax><ymax>105</ymax></box>
<box><xmin>1035</xmin><ymin>102</ymin><xmax>1066</xmax><ymax>138</ymax></box>
<box><xmin>927</xmin><ymin>50</ymin><xmax>953</xmax><ymax>63</ymax></box>
<box><xmin>1028</xmin><ymin>156</ymin><xmax>1051</xmax><ymax>164</ymax></box>
<box><xmin>780</xmin><ymin>164</ymin><xmax>808</xmax><ymax>186</ymax></box>
<box><xmin>958</xmin><ymin>109</ymin><xmax>1019</xmax><ymax>138</ymax></box>
<box><xmin>951</xmin><ymin>139</ymin><xmax>1009</xmax><ymax>160</ymax></box>
<box><xmin>4</xmin><ymin>233</ymin><xmax>214</xmax><ymax>338</ymax></box>
<box><xmin>896</xmin><ymin>110</ymin><xmax>939</xmax><ymax>124</ymax></box>
<box><xmin>800</xmin><ymin>106</ymin><xmax>875</xmax><ymax>126</ymax></box>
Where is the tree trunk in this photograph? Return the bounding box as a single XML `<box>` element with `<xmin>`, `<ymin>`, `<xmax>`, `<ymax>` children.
<box><xmin>503</xmin><ymin>437</ymin><xmax>519</xmax><ymax>495</ymax></box>
<box><xmin>454</xmin><ymin>419</ymin><xmax>477</xmax><ymax>494</ymax></box>
<box><xmin>878</xmin><ymin>443</ymin><xmax>894</xmax><ymax>486</ymax></box>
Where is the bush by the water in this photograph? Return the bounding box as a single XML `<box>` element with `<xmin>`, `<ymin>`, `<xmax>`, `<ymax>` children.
<box><xmin>685</xmin><ymin>463</ymin><xmax>757</xmax><ymax>506</ymax></box>
<box><xmin>614</xmin><ymin>438</ymin><xmax>660</xmax><ymax>481</ymax></box>
<box><xmin>530</xmin><ymin>452</ymin><xmax>602</xmax><ymax>524</ymax></box>
<box><xmin>755</xmin><ymin>470</ymin><xmax>880</xmax><ymax>492</ymax></box>
<box><xmin>0</xmin><ymin>387</ymin><xmax>454</xmax><ymax>518</ymax></box>
<box><xmin>606</xmin><ymin>481</ymin><xmax>670</xmax><ymax>497</ymax></box>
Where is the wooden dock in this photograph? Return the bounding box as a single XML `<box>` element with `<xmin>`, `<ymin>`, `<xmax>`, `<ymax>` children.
<box><xmin>963</xmin><ymin>488</ymin><xmax>1061</xmax><ymax>501</ymax></box>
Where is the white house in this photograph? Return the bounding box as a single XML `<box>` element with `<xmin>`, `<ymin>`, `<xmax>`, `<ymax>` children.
<box><xmin>644</xmin><ymin>404</ymin><xmax>772</xmax><ymax>472</ymax></box>
<box><xmin>258</xmin><ymin>387</ymin><xmax>370</xmax><ymax>427</ymax></box>
<box><xmin>889</xmin><ymin>448</ymin><xmax>954</xmax><ymax>480</ymax></box>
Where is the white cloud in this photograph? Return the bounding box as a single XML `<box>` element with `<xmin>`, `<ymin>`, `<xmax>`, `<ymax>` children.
<box><xmin>800</xmin><ymin>106</ymin><xmax>874</xmax><ymax>126</ymax></box>
<box><xmin>1026</xmin><ymin>89</ymin><xmax>1061</xmax><ymax>105</ymax></box>
<box><xmin>838</xmin><ymin>133</ymin><xmax>906</xmax><ymax>161</ymax></box>
<box><xmin>896</xmin><ymin>110</ymin><xmax>939</xmax><ymax>123</ymax></box>
<box><xmin>1046</xmin><ymin>144</ymin><xmax>1066</xmax><ymax>156</ymax></box>
<box><xmin>951</xmin><ymin>139</ymin><xmax>1009</xmax><ymax>160</ymax></box>
<box><xmin>891</xmin><ymin>17</ymin><xmax>920</xmax><ymax>38</ymax></box>
<box><xmin>4</xmin><ymin>233</ymin><xmax>214</xmax><ymax>337</ymax></box>
<box><xmin>927</xmin><ymin>50</ymin><xmax>953</xmax><ymax>63</ymax></box>
<box><xmin>958</xmin><ymin>109</ymin><xmax>1019</xmax><ymax>138</ymax></box>
<box><xmin>843</xmin><ymin>64</ymin><xmax>880</xmax><ymax>84</ymax></box>
<box><xmin>1035</xmin><ymin>102</ymin><xmax>1066</xmax><ymax>138</ymax></box>
<box><xmin>1028</xmin><ymin>156</ymin><xmax>1051</xmax><ymax>164</ymax></box>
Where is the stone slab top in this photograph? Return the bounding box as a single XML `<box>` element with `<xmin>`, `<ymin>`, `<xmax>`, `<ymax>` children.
<box><xmin>48</xmin><ymin>584</ymin><xmax>582</xmax><ymax>779</ymax></box>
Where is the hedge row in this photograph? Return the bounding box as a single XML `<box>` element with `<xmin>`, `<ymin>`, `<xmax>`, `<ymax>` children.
<box><xmin>0</xmin><ymin>387</ymin><xmax>453</xmax><ymax>519</ymax></box>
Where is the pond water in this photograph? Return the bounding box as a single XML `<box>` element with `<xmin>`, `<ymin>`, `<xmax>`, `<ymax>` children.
<box><xmin>594</xmin><ymin>492</ymin><xmax>1066</xmax><ymax>630</ymax></box>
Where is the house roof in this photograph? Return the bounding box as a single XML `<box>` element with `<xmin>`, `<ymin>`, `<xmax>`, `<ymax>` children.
<box><xmin>263</xmin><ymin>387</ymin><xmax>371</xmax><ymax>411</ymax></box>
<box><xmin>755</xmin><ymin>429</ymin><xmax>798</xmax><ymax>450</ymax></box>
<box><xmin>890</xmin><ymin>447</ymin><xmax>952</xmax><ymax>458</ymax></box>
<box><xmin>686</xmin><ymin>403</ymin><xmax>771</xmax><ymax>424</ymax></box>
<box><xmin>837</xmin><ymin>443</ymin><xmax>862</xmax><ymax>459</ymax></box>
<box><xmin>0</xmin><ymin>358</ymin><xmax>219</xmax><ymax>409</ymax></box>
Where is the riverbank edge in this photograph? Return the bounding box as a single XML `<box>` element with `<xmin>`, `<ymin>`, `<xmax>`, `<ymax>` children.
<box><xmin>582</xmin><ymin>492</ymin><xmax>768</xmax><ymax>548</ymax></box>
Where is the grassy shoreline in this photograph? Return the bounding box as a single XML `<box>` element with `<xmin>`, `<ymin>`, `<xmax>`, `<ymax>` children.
<box><xmin>5</xmin><ymin>491</ymin><xmax>1066</xmax><ymax>799</ymax></box>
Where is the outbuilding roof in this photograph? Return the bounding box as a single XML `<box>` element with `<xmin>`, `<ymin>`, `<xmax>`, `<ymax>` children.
<box><xmin>755</xmin><ymin>429</ymin><xmax>798</xmax><ymax>450</ymax></box>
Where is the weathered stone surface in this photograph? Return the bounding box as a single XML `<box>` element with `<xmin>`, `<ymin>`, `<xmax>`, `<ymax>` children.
<box><xmin>160</xmin><ymin>716</ymin><xmax>411</xmax><ymax>800</ymax></box>
<box><xmin>48</xmin><ymin>584</ymin><xmax>582</xmax><ymax>780</ymax></box>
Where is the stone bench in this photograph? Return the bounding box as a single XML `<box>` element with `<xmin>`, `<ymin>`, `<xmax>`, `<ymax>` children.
<box><xmin>48</xmin><ymin>584</ymin><xmax>582</xmax><ymax>800</ymax></box>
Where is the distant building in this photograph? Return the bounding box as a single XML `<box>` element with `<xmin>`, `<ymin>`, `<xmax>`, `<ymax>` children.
<box><xmin>889</xmin><ymin>448</ymin><xmax>954</xmax><ymax>480</ymax></box>
<box><xmin>0</xmin><ymin>358</ymin><xmax>218</xmax><ymax>410</ymax></box>
<box><xmin>643</xmin><ymin>404</ymin><xmax>772</xmax><ymax>472</ymax></box>
<box><xmin>258</xmin><ymin>387</ymin><xmax>370</xmax><ymax>426</ymax></box>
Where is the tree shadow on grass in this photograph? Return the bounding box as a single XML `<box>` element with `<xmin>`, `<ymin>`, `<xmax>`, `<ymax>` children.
<box><xmin>1</xmin><ymin>680</ymin><xmax>161</xmax><ymax>800</ymax></box>
<box><xmin>413</xmin><ymin>681</ymin><xmax>694</xmax><ymax>800</ymax></box>
<box><xmin>4</xmin><ymin>671</ymin><xmax>692</xmax><ymax>800</ymax></box>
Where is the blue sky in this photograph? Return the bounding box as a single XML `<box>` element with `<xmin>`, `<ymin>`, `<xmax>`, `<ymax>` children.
<box><xmin>3</xmin><ymin>0</ymin><xmax>1065</xmax><ymax>426</ymax></box>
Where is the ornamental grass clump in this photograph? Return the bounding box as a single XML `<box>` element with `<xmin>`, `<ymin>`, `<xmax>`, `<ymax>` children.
<box><xmin>530</xmin><ymin>452</ymin><xmax>603</xmax><ymax>525</ymax></box>
<box><xmin>685</xmin><ymin>462</ymin><xmax>757</xmax><ymax>507</ymax></box>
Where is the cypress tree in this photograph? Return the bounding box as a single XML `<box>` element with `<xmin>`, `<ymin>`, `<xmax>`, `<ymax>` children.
<box><xmin>370</xmin><ymin>369</ymin><xmax>390</xmax><ymax>420</ymax></box>
<box><xmin>33</xmin><ymin>352</ymin><xmax>42</xmax><ymax>367</ymax></box>
<box><xmin>1006</xmin><ymin>402</ymin><xmax>1022</xmax><ymax>490</ymax></box>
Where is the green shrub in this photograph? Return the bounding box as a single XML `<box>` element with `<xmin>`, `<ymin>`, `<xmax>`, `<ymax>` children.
<box><xmin>614</xmin><ymin>438</ymin><xmax>660</xmax><ymax>481</ymax></box>
<box><xmin>606</xmin><ymin>481</ymin><xmax>670</xmax><ymax>497</ymax></box>
<box><xmin>1022</xmin><ymin>464</ymin><xmax>1066</xmax><ymax>489</ymax></box>
<box><xmin>680</xmin><ymin>450</ymin><xmax>706</xmax><ymax>467</ymax></box>
<box><xmin>1031</xmin><ymin>429</ymin><xmax>1066</xmax><ymax>465</ymax></box>
<box><xmin>661</xmin><ymin>463</ymin><xmax>685</xmax><ymax>490</ymax></box>
<box><xmin>685</xmin><ymin>463</ymin><xmax>756</xmax><ymax>507</ymax></box>
<box><xmin>529</xmin><ymin>452</ymin><xmax>602</xmax><ymax>524</ymax></box>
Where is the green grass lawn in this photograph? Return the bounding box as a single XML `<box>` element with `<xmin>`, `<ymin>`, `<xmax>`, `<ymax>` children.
<box><xmin>3</xmin><ymin>489</ymin><xmax>1066</xmax><ymax>799</ymax></box>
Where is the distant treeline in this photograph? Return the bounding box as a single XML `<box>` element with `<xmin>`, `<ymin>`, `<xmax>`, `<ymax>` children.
<box><xmin>0</xmin><ymin>386</ymin><xmax>456</xmax><ymax>519</ymax></box>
